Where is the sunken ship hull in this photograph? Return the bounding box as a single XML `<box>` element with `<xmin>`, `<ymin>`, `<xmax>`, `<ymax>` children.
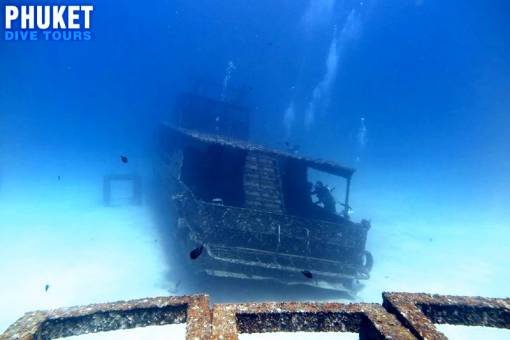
<box><xmin>173</xmin><ymin>191</ymin><xmax>372</xmax><ymax>292</ymax></box>
<box><xmin>157</xmin><ymin>120</ymin><xmax>373</xmax><ymax>294</ymax></box>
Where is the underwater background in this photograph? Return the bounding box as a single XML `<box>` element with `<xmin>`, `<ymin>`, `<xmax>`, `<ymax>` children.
<box><xmin>1</xmin><ymin>0</ymin><xmax>509</xmax><ymax>338</ymax></box>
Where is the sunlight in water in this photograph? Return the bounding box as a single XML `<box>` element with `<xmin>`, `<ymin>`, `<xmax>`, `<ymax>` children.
<box><xmin>1</xmin><ymin>0</ymin><xmax>509</xmax><ymax>337</ymax></box>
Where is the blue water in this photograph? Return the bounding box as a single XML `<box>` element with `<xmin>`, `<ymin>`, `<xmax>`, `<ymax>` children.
<box><xmin>1</xmin><ymin>1</ymin><xmax>509</xmax><ymax>338</ymax></box>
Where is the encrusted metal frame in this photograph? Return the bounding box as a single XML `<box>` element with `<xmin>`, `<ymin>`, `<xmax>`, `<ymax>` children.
<box><xmin>211</xmin><ymin>301</ymin><xmax>415</xmax><ymax>340</ymax></box>
<box><xmin>0</xmin><ymin>295</ymin><xmax>210</xmax><ymax>340</ymax></box>
<box><xmin>3</xmin><ymin>292</ymin><xmax>510</xmax><ymax>340</ymax></box>
<box><xmin>383</xmin><ymin>292</ymin><xmax>510</xmax><ymax>340</ymax></box>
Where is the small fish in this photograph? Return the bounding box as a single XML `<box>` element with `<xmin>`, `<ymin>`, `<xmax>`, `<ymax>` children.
<box><xmin>190</xmin><ymin>245</ymin><xmax>204</xmax><ymax>260</ymax></box>
<box><xmin>302</xmin><ymin>270</ymin><xmax>313</xmax><ymax>279</ymax></box>
<box><xmin>57</xmin><ymin>176</ymin><xmax>61</xmax><ymax>181</ymax></box>
<box><xmin>45</xmin><ymin>284</ymin><xmax>50</xmax><ymax>292</ymax></box>
<box><xmin>120</xmin><ymin>155</ymin><xmax>128</xmax><ymax>163</ymax></box>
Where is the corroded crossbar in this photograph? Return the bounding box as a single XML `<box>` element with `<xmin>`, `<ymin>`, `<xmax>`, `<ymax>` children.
<box><xmin>211</xmin><ymin>301</ymin><xmax>415</xmax><ymax>339</ymax></box>
<box><xmin>2</xmin><ymin>292</ymin><xmax>509</xmax><ymax>339</ymax></box>
<box><xmin>0</xmin><ymin>295</ymin><xmax>210</xmax><ymax>340</ymax></box>
<box><xmin>383</xmin><ymin>292</ymin><xmax>510</xmax><ymax>340</ymax></box>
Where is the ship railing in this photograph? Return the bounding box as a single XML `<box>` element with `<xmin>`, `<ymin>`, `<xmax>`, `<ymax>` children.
<box><xmin>205</xmin><ymin>244</ymin><xmax>369</xmax><ymax>280</ymax></box>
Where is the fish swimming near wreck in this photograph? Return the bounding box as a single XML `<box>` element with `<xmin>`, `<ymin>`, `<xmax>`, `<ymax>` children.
<box><xmin>157</xmin><ymin>95</ymin><xmax>373</xmax><ymax>294</ymax></box>
<box><xmin>120</xmin><ymin>155</ymin><xmax>128</xmax><ymax>163</ymax></box>
<box><xmin>302</xmin><ymin>270</ymin><xmax>313</xmax><ymax>279</ymax></box>
<box><xmin>190</xmin><ymin>245</ymin><xmax>204</xmax><ymax>260</ymax></box>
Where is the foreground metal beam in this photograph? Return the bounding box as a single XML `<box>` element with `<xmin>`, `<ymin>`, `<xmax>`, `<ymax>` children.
<box><xmin>3</xmin><ymin>292</ymin><xmax>510</xmax><ymax>339</ymax></box>
<box><xmin>0</xmin><ymin>295</ymin><xmax>210</xmax><ymax>340</ymax></box>
<box><xmin>383</xmin><ymin>292</ymin><xmax>510</xmax><ymax>340</ymax></box>
<box><xmin>211</xmin><ymin>301</ymin><xmax>415</xmax><ymax>340</ymax></box>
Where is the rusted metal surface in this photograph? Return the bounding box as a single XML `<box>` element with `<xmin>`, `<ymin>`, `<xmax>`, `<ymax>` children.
<box><xmin>176</xmin><ymin>191</ymin><xmax>370</xmax><ymax>267</ymax></box>
<box><xmin>157</xmin><ymin>124</ymin><xmax>371</xmax><ymax>293</ymax></box>
<box><xmin>243</xmin><ymin>151</ymin><xmax>284</xmax><ymax>213</ymax></box>
<box><xmin>211</xmin><ymin>301</ymin><xmax>415</xmax><ymax>340</ymax></box>
<box><xmin>4</xmin><ymin>292</ymin><xmax>510</xmax><ymax>339</ymax></box>
<box><xmin>0</xmin><ymin>295</ymin><xmax>210</xmax><ymax>340</ymax></box>
<box><xmin>164</xmin><ymin>124</ymin><xmax>355</xmax><ymax>178</ymax></box>
<box><xmin>173</xmin><ymin>189</ymin><xmax>370</xmax><ymax>292</ymax></box>
<box><xmin>383</xmin><ymin>292</ymin><xmax>510</xmax><ymax>340</ymax></box>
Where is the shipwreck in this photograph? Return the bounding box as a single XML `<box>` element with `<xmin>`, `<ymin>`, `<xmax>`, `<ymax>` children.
<box><xmin>156</xmin><ymin>90</ymin><xmax>372</xmax><ymax>294</ymax></box>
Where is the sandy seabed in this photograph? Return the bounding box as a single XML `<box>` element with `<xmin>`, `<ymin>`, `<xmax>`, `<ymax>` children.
<box><xmin>0</xmin><ymin>169</ymin><xmax>509</xmax><ymax>340</ymax></box>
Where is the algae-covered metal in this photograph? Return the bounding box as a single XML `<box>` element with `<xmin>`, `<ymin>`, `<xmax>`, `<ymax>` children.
<box><xmin>156</xmin><ymin>93</ymin><xmax>372</xmax><ymax>294</ymax></box>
